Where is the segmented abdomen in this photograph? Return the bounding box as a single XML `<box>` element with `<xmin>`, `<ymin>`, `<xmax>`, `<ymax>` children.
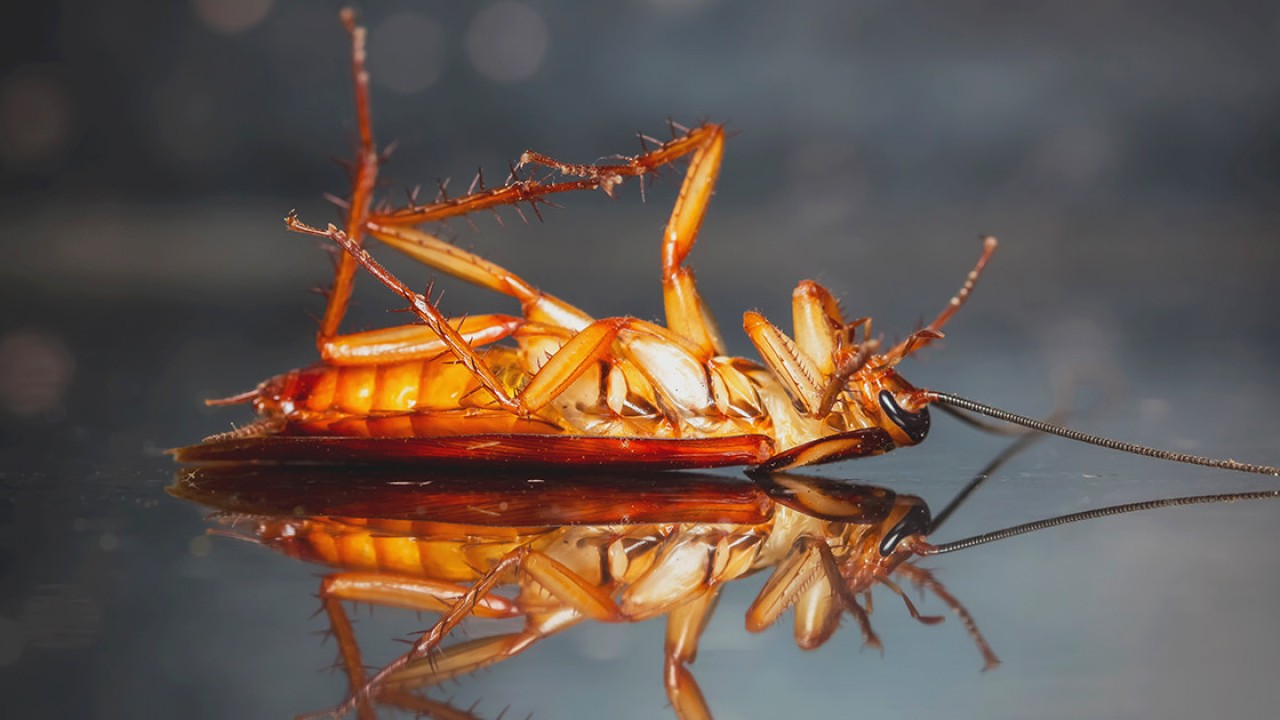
<box><xmin>254</xmin><ymin>346</ymin><xmax>537</xmax><ymax>431</ymax></box>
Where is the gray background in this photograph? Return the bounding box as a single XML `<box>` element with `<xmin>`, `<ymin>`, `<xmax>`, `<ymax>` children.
<box><xmin>2</xmin><ymin>1</ymin><xmax>1279</xmax><ymax>718</ymax></box>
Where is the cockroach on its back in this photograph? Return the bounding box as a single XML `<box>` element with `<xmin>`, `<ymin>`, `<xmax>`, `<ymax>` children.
<box><xmin>177</xmin><ymin>9</ymin><xmax>1280</xmax><ymax>482</ymax></box>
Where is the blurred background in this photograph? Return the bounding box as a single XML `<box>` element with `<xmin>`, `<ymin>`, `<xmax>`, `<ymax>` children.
<box><xmin>2</xmin><ymin>1</ymin><xmax>1279</xmax><ymax>718</ymax></box>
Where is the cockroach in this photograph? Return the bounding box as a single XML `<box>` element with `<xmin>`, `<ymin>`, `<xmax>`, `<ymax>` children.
<box><xmin>175</xmin><ymin>11</ymin><xmax>1278</xmax><ymax>481</ymax></box>
<box><xmin>171</xmin><ymin>458</ymin><xmax>1280</xmax><ymax>720</ymax></box>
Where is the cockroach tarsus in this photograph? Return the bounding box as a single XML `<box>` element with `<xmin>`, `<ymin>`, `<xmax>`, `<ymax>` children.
<box><xmin>177</xmin><ymin>10</ymin><xmax>1280</xmax><ymax>482</ymax></box>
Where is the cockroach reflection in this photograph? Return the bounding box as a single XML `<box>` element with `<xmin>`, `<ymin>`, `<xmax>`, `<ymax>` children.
<box><xmin>170</xmin><ymin>461</ymin><xmax>1280</xmax><ymax>720</ymax></box>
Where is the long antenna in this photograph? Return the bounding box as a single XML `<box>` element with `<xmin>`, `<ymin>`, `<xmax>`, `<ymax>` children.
<box><xmin>918</xmin><ymin>490</ymin><xmax>1280</xmax><ymax>556</ymax></box>
<box><xmin>923</xmin><ymin>391</ymin><xmax>1280</xmax><ymax>476</ymax></box>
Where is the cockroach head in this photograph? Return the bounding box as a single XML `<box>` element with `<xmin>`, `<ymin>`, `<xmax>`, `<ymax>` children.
<box><xmin>848</xmin><ymin>369</ymin><xmax>931</xmax><ymax>449</ymax></box>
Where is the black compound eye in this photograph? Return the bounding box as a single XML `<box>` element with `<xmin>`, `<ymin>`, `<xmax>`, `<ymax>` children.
<box><xmin>878</xmin><ymin>390</ymin><xmax>930</xmax><ymax>444</ymax></box>
<box><xmin>879</xmin><ymin>503</ymin><xmax>932</xmax><ymax>556</ymax></box>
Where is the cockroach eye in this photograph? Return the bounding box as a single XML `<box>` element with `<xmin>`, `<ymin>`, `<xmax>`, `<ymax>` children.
<box><xmin>880</xmin><ymin>503</ymin><xmax>931</xmax><ymax>556</ymax></box>
<box><xmin>879</xmin><ymin>390</ymin><xmax>931</xmax><ymax>444</ymax></box>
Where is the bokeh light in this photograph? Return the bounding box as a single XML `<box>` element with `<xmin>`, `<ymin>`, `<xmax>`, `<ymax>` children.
<box><xmin>191</xmin><ymin>0</ymin><xmax>273</xmax><ymax>35</ymax></box>
<box><xmin>465</xmin><ymin>2</ymin><xmax>549</xmax><ymax>83</ymax></box>
<box><xmin>0</xmin><ymin>64</ymin><xmax>72</xmax><ymax>172</ymax></box>
<box><xmin>369</xmin><ymin>11</ymin><xmax>446</xmax><ymax>94</ymax></box>
<box><xmin>0</xmin><ymin>330</ymin><xmax>75</xmax><ymax>419</ymax></box>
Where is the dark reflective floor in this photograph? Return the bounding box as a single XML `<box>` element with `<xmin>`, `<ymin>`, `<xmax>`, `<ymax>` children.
<box><xmin>3</xmin><ymin>201</ymin><xmax>1279</xmax><ymax>719</ymax></box>
<box><xmin>4</xmin><ymin>2</ymin><xmax>1280</xmax><ymax>719</ymax></box>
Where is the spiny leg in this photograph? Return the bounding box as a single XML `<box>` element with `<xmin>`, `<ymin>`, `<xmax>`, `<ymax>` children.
<box><xmin>384</xmin><ymin>600</ymin><xmax>592</xmax><ymax>696</ymax></box>
<box><xmin>324</xmin><ymin>545</ymin><xmax>623</xmax><ymax>720</ymax></box>
<box><xmin>363</xmin><ymin>222</ymin><xmax>594</xmax><ymax>331</ymax></box>
<box><xmin>745</xmin><ymin>534</ymin><xmax>882</xmax><ymax>652</ymax></box>
<box><xmin>372</xmin><ymin>176</ymin><xmax>611</xmax><ymax>228</ymax></box>
<box><xmin>885</xmin><ymin>236</ymin><xmax>999</xmax><ymax>363</ymax></box>
<box><xmin>790</xmin><ymin>280</ymin><xmax>847</xmax><ymax>378</ymax></box>
<box><xmin>315</xmin><ymin>17</ymin><xmax>731</xmax><ymax>361</ymax></box>
<box><xmin>371</xmin><ymin>124</ymin><xmax>725</xmax><ymax>228</ymax></box>
<box><xmin>368</xmin><ymin>124</ymin><xmax>732</xmax><ymax>335</ymax></box>
<box><xmin>290</xmin><ymin>216</ymin><xmax>523</xmax><ymax>414</ymax></box>
<box><xmin>299</xmin><ymin>218</ymin><xmax>623</xmax><ymax>419</ymax></box>
<box><xmin>320</xmin><ymin>314</ymin><xmax>523</xmax><ymax>365</ymax></box>
<box><xmin>748</xmin><ymin>281</ymin><xmax>881</xmax><ymax>422</ymax></box>
<box><xmin>658</xmin><ymin>125</ymin><xmax>727</xmax><ymax>359</ymax></box>
<box><xmin>743</xmin><ymin>310</ymin><xmax>825</xmax><ymax>415</ymax></box>
<box><xmin>295</xmin><ymin>216</ymin><xmax>724</xmax><ymax>430</ymax></box>
<box><xmin>894</xmin><ymin>563</ymin><xmax>999</xmax><ymax>670</ymax></box>
<box><xmin>319</xmin><ymin>10</ymin><xmax>379</xmax><ymax>347</ymax></box>
<box><xmin>512</xmin><ymin>123</ymin><xmax>732</xmax><ymax>358</ymax></box>
<box><xmin>314</xmin><ymin>12</ymin><xmax>615</xmax><ymax>346</ymax></box>
<box><xmin>317</xmin><ymin>573</ymin><xmax>517</xmax><ymax>719</ymax></box>
<box><xmin>317</xmin><ymin>572</ymin><xmax>521</xmax><ymax>718</ymax></box>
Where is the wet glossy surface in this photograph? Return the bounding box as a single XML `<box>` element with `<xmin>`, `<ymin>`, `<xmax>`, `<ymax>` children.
<box><xmin>4</xmin><ymin>2</ymin><xmax>1280</xmax><ymax>719</ymax></box>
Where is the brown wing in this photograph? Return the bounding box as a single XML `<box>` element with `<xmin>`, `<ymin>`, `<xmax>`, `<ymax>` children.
<box><xmin>170</xmin><ymin>465</ymin><xmax>776</xmax><ymax>526</ymax></box>
<box><xmin>749</xmin><ymin>472</ymin><xmax>898</xmax><ymax>523</ymax></box>
<box><xmin>172</xmin><ymin>433</ymin><xmax>775</xmax><ymax>470</ymax></box>
<box><xmin>752</xmin><ymin>427</ymin><xmax>896</xmax><ymax>472</ymax></box>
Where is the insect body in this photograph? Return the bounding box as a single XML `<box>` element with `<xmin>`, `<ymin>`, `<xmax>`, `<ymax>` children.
<box><xmin>178</xmin><ymin>10</ymin><xmax>1280</xmax><ymax>481</ymax></box>
<box><xmin>177</xmin><ymin>11</ymin><xmax>987</xmax><ymax>472</ymax></box>
<box><xmin>173</xmin><ymin>467</ymin><xmax>995</xmax><ymax>720</ymax></box>
<box><xmin>173</xmin><ymin>463</ymin><xmax>1280</xmax><ymax>720</ymax></box>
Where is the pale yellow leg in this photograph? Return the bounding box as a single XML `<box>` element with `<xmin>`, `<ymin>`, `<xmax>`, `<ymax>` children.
<box><xmin>367</xmin><ymin>222</ymin><xmax>594</xmax><ymax>331</ymax></box>
<box><xmin>743</xmin><ymin>310</ymin><xmax>824</xmax><ymax>415</ymax></box>
<box><xmin>319</xmin><ymin>314</ymin><xmax>522</xmax><ymax>365</ymax></box>
<box><xmin>327</xmin><ymin>544</ymin><xmax>625</xmax><ymax>719</ymax></box>
<box><xmin>664</xmin><ymin>590</ymin><xmax>720</xmax><ymax>720</ymax></box>
<box><xmin>660</xmin><ymin>127</ymin><xmax>728</xmax><ymax>359</ymax></box>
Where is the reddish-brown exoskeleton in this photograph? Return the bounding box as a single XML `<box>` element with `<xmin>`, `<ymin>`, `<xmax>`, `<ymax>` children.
<box><xmin>178</xmin><ymin>9</ymin><xmax>1280</xmax><ymax>480</ymax></box>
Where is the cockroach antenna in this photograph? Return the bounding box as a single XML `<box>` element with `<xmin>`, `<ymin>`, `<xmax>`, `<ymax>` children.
<box><xmin>919</xmin><ymin>390</ymin><xmax>1280</xmax><ymax>477</ymax></box>
<box><xmin>916</xmin><ymin>490</ymin><xmax>1280</xmax><ymax>556</ymax></box>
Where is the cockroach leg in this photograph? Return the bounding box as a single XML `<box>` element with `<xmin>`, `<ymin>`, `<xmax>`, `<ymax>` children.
<box><xmin>745</xmin><ymin>535</ymin><xmax>824</xmax><ymax>633</ymax></box>
<box><xmin>293</xmin><ymin>223</ymin><xmax>715</xmax><ymax>424</ymax></box>
<box><xmin>317</xmin><ymin>572</ymin><xmax>522</xmax><ymax>709</ymax></box>
<box><xmin>790</xmin><ymin>280</ymin><xmax>849</xmax><ymax>378</ymax></box>
<box><xmin>743</xmin><ymin>310</ymin><xmax>825</xmax><ymax>415</ymax></box>
<box><xmin>657</xmin><ymin>125</ymin><xmax>728</xmax><ymax>359</ymax></box>
<box><xmin>895</xmin><ymin>563</ymin><xmax>1000</xmax><ymax>671</ymax></box>
<box><xmin>369</xmin><ymin>690</ymin><xmax>498</xmax><ymax>720</ymax></box>
<box><xmin>460</xmin><ymin>123</ymin><xmax>732</xmax><ymax>358</ymax></box>
<box><xmin>320</xmin><ymin>9</ymin><xmax>379</xmax><ymax>346</ymax></box>
<box><xmin>812</xmin><ymin>538</ymin><xmax>883</xmax><ymax>652</ymax></box>
<box><xmin>288</xmin><ymin>217</ymin><xmax>523</xmax><ymax>414</ymax></box>
<box><xmin>885</xmin><ymin>236</ymin><xmax>999</xmax><ymax>364</ymax></box>
<box><xmin>363</xmin><ymin>222</ymin><xmax>594</xmax><ymax>331</ymax></box>
<box><xmin>875</xmin><ymin>573</ymin><xmax>944</xmax><ymax>625</ymax></box>
<box><xmin>745</xmin><ymin>533</ymin><xmax>885</xmax><ymax>651</ymax></box>
<box><xmin>331</xmin><ymin>544</ymin><xmax>624</xmax><ymax>719</ymax></box>
<box><xmin>319</xmin><ymin>314</ymin><xmax>524</xmax><ymax>366</ymax></box>
<box><xmin>199</xmin><ymin>418</ymin><xmax>281</xmax><ymax>442</ymax></box>
<box><xmin>791</xmin><ymin>567</ymin><xmax>841</xmax><ymax>650</ymax></box>
<box><xmin>384</xmin><ymin>632</ymin><xmax>548</xmax><ymax>689</ymax></box>
<box><xmin>664</xmin><ymin>589</ymin><xmax>721</xmax><ymax>720</ymax></box>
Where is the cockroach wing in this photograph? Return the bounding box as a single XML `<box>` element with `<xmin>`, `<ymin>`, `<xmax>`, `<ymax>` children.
<box><xmin>173</xmin><ymin>433</ymin><xmax>776</xmax><ymax>470</ymax></box>
<box><xmin>170</xmin><ymin>465</ymin><xmax>777</xmax><ymax>527</ymax></box>
<box><xmin>751</xmin><ymin>472</ymin><xmax>899</xmax><ymax>523</ymax></box>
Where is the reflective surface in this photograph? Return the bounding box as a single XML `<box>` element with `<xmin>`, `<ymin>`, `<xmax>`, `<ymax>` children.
<box><xmin>4</xmin><ymin>2</ymin><xmax>1280</xmax><ymax>719</ymax></box>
